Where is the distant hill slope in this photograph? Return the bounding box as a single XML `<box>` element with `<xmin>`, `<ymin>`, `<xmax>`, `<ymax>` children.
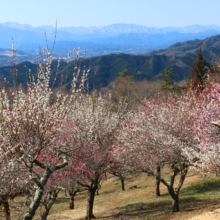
<box><xmin>1</xmin><ymin>34</ymin><xmax>220</xmax><ymax>90</ymax></box>
<box><xmin>0</xmin><ymin>48</ymin><xmax>35</xmax><ymax>66</ymax></box>
<box><xmin>0</xmin><ymin>53</ymin><xmax>192</xmax><ymax>90</ymax></box>
<box><xmin>147</xmin><ymin>34</ymin><xmax>220</xmax><ymax>57</ymax></box>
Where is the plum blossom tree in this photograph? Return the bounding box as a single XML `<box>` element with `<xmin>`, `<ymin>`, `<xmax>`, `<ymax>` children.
<box><xmin>65</xmin><ymin>93</ymin><xmax>125</xmax><ymax>220</ymax></box>
<box><xmin>67</xmin><ymin>182</ymin><xmax>85</xmax><ymax>210</ymax></box>
<box><xmin>0</xmin><ymin>159</ymin><xmax>31</xmax><ymax>220</ymax></box>
<box><xmin>109</xmin><ymin>160</ymin><xmax>131</xmax><ymax>191</ymax></box>
<box><xmin>37</xmin><ymin>166</ymin><xmax>69</xmax><ymax>220</ymax></box>
<box><xmin>39</xmin><ymin>188</ymin><xmax>61</xmax><ymax>220</ymax></box>
<box><xmin>110</xmin><ymin>127</ymin><xmax>134</xmax><ymax>192</ymax></box>
<box><xmin>114</xmin><ymin>93</ymin><xmax>198</xmax><ymax>212</ymax></box>
<box><xmin>186</xmin><ymin>81</ymin><xmax>220</xmax><ymax>175</ymax></box>
<box><xmin>0</xmin><ymin>42</ymin><xmax>89</xmax><ymax>220</ymax></box>
<box><xmin>33</xmin><ymin>156</ymin><xmax>68</xmax><ymax>220</ymax></box>
<box><xmin>33</xmin><ymin>150</ymin><xmax>86</xmax><ymax>220</ymax></box>
<box><xmin>38</xmin><ymin>155</ymin><xmax>86</xmax><ymax>219</ymax></box>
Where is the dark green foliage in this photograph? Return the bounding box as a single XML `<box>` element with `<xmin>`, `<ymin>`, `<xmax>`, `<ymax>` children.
<box><xmin>189</xmin><ymin>42</ymin><xmax>212</xmax><ymax>91</ymax></box>
<box><xmin>159</xmin><ymin>68</ymin><xmax>175</xmax><ymax>91</ymax></box>
<box><xmin>115</xmin><ymin>70</ymin><xmax>134</xmax><ymax>82</ymax></box>
<box><xmin>159</xmin><ymin>68</ymin><xmax>185</xmax><ymax>92</ymax></box>
<box><xmin>0</xmin><ymin>53</ymin><xmax>194</xmax><ymax>91</ymax></box>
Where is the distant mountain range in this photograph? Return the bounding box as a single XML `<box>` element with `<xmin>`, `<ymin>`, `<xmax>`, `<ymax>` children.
<box><xmin>1</xmin><ymin>22</ymin><xmax>220</xmax><ymax>61</ymax></box>
<box><xmin>1</xmin><ymin>33</ymin><xmax>220</xmax><ymax>90</ymax></box>
<box><xmin>3</xmin><ymin>22</ymin><xmax>220</xmax><ymax>37</ymax></box>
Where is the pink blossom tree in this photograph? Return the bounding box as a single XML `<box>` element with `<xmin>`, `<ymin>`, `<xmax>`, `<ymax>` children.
<box><xmin>109</xmin><ymin>159</ymin><xmax>131</xmax><ymax>191</ymax></box>
<box><xmin>38</xmin><ymin>157</ymin><xmax>86</xmax><ymax>219</ymax></box>
<box><xmin>114</xmin><ymin>93</ymin><xmax>198</xmax><ymax>212</ymax></box>
<box><xmin>65</xmin><ymin>93</ymin><xmax>125</xmax><ymax>219</ymax></box>
<box><xmin>187</xmin><ymin>81</ymin><xmax>220</xmax><ymax>175</ymax></box>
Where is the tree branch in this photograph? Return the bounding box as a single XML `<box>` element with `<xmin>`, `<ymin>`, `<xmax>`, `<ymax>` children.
<box><xmin>212</xmin><ymin>122</ymin><xmax>220</xmax><ymax>128</ymax></box>
<box><xmin>52</xmin><ymin>149</ymin><xmax>68</xmax><ymax>171</ymax></box>
<box><xmin>33</xmin><ymin>159</ymin><xmax>47</xmax><ymax>169</ymax></box>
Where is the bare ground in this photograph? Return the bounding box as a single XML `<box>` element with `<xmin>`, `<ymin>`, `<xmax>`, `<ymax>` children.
<box><xmin>48</xmin><ymin>204</ymin><xmax>220</xmax><ymax>220</ymax></box>
<box><xmin>45</xmin><ymin>172</ymin><xmax>220</xmax><ymax>220</ymax></box>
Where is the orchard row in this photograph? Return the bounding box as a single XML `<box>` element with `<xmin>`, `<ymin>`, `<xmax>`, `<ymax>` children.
<box><xmin>0</xmin><ymin>44</ymin><xmax>219</xmax><ymax>220</ymax></box>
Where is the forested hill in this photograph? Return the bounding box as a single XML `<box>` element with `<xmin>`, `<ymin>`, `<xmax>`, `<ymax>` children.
<box><xmin>0</xmin><ymin>53</ymin><xmax>191</xmax><ymax>90</ymax></box>
<box><xmin>1</xmin><ymin>34</ymin><xmax>220</xmax><ymax>90</ymax></box>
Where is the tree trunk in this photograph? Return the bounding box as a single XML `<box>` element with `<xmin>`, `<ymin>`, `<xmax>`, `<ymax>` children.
<box><xmin>3</xmin><ymin>200</ymin><xmax>11</xmax><ymax>220</ymax></box>
<box><xmin>85</xmin><ymin>188</ymin><xmax>96</xmax><ymax>220</ymax></box>
<box><xmin>153</xmin><ymin>164</ymin><xmax>188</xmax><ymax>213</ymax></box>
<box><xmin>121</xmin><ymin>178</ymin><xmax>125</xmax><ymax>191</ymax></box>
<box><xmin>40</xmin><ymin>210</ymin><xmax>50</xmax><ymax>220</ymax></box>
<box><xmin>155</xmin><ymin>166</ymin><xmax>161</xmax><ymax>196</ymax></box>
<box><xmin>168</xmin><ymin>165</ymin><xmax>187</xmax><ymax>213</ymax></box>
<box><xmin>40</xmin><ymin>190</ymin><xmax>59</xmax><ymax>220</ymax></box>
<box><xmin>172</xmin><ymin>194</ymin><xmax>179</xmax><ymax>212</ymax></box>
<box><xmin>69</xmin><ymin>195</ymin><xmax>75</xmax><ymax>209</ymax></box>
<box><xmin>21</xmin><ymin>151</ymin><xmax>67</xmax><ymax>220</ymax></box>
<box><xmin>22</xmin><ymin>185</ymin><xmax>45</xmax><ymax>220</ymax></box>
<box><xmin>167</xmin><ymin>167</ymin><xmax>180</xmax><ymax>213</ymax></box>
<box><xmin>69</xmin><ymin>192</ymin><xmax>77</xmax><ymax>210</ymax></box>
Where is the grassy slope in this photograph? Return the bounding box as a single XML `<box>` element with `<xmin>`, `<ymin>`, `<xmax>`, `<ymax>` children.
<box><xmin>14</xmin><ymin>169</ymin><xmax>219</xmax><ymax>220</ymax></box>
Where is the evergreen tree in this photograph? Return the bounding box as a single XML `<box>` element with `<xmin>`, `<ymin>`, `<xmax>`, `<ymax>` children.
<box><xmin>159</xmin><ymin>68</ymin><xmax>184</xmax><ymax>92</ymax></box>
<box><xmin>189</xmin><ymin>42</ymin><xmax>211</xmax><ymax>91</ymax></box>
<box><xmin>115</xmin><ymin>69</ymin><xmax>134</xmax><ymax>82</ymax></box>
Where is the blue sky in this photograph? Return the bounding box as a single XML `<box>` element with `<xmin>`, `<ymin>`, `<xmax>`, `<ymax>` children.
<box><xmin>0</xmin><ymin>0</ymin><xmax>219</xmax><ymax>28</ymax></box>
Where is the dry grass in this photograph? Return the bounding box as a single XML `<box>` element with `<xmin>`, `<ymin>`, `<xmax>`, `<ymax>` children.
<box><xmin>8</xmin><ymin>168</ymin><xmax>220</xmax><ymax>220</ymax></box>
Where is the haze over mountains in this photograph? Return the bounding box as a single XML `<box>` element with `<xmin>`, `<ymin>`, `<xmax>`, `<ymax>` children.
<box><xmin>1</xmin><ymin>22</ymin><xmax>220</xmax><ymax>89</ymax></box>
<box><xmin>1</xmin><ymin>22</ymin><xmax>220</xmax><ymax>65</ymax></box>
<box><xmin>1</xmin><ymin>32</ymin><xmax>220</xmax><ymax>90</ymax></box>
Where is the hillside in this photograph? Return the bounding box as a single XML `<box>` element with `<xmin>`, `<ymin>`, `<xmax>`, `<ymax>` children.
<box><xmin>11</xmin><ymin>171</ymin><xmax>220</xmax><ymax>220</ymax></box>
<box><xmin>1</xmin><ymin>34</ymin><xmax>220</xmax><ymax>90</ymax></box>
<box><xmin>0</xmin><ymin>53</ymin><xmax>190</xmax><ymax>90</ymax></box>
<box><xmin>0</xmin><ymin>48</ymin><xmax>35</xmax><ymax>66</ymax></box>
<box><xmin>148</xmin><ymin>34</ymin><xmax>220</xmax><ymax>58</ymax></box>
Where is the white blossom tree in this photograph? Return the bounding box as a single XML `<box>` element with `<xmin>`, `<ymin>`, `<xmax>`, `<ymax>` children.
<box><xmin>0</xmin><ymin>43</ymin><xmax>89</xmax><ymax>220</ymax></box>
<box><xmin>113</xmin><ymin>93</ymin><xmax>198</xmax><ymax>212</ymax></box>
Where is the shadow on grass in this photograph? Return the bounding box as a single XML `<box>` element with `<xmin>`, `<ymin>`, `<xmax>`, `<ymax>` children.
<box><xmin>97</xmin><ymin>196</ymin><xmax>219</xmax><ymax>220</ymax></box>
<box><xmin>181</xmin><ymin>177</ymin><xmax>220</xmax><ymax>197</ymax></box>
<box><xmin>157</xmin><ymin>192</ymin><xmax>169</xmax><ymax>197</ymax></box>
<box><xmin>57</xmin><ymin>176</ymin><xmax>220</xmax><ymax>220</ymax></box>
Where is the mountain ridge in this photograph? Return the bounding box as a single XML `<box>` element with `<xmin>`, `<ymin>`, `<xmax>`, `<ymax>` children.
<box><xmin>1</xmin><ymin>22</ymin><xmax>220</xmax><ymax>61</ymax></box>
<box><xmin>2</xmin><ymin>22</ymin><xmax>220</xmax><ymax>35</ymax></box>
<box><xmin>0</xmin><ymin>22</ymin><xmax>220</xmax><ymax>49</ymax></box>
<box><xmin>1</xmin><ymin>33</ymin><xmax>220</xmax><ymax>90</ymax></box>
